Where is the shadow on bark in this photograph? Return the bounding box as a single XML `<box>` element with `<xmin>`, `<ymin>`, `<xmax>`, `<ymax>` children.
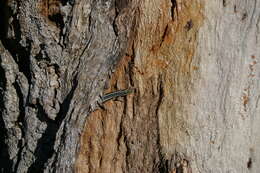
<box><xmin>0</xmin><ymin>1</ymin><xmax>15</xmax><ymax>172</ymax></box>
<box><xmin>0</xmin><ymin>0</ymin><xmax>32</xmax><ymax>84</ymax></box>
<box><xmin>0</xmin><ymin>62</ymin><xmax>12</xmax><ymax>173</ymax></box>
<box><xmin>28</xmin><ymin>74</ymin><xmax>78</xmax><ymax>172</ymax></box>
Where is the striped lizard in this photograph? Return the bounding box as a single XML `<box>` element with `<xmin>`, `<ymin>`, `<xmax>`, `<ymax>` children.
<box><xmin>101</xmin><ymin>88</ymin><xmax>135</xmax><ymax>103</ymax></box>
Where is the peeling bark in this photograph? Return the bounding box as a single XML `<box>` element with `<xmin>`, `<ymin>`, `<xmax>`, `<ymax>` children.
<box><xmin>76</xmin><ymin>0</ymin><xmax>260</xmax><ymax>173</ymax></box>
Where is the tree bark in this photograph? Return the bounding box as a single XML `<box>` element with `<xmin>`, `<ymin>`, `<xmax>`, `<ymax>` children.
<box><xmin>75</xmin><ymin>0</ymin><xmax>260</xmax><ymax>173</ymax></box>
<box><xmin>0</xmin><ymin>0</ymin><xmax>138</xmax><ymax>172</ymax></box>
<box><xmin>1</xmin><ymin>0</ymin><xmax>260</xmax><ymax>173</ymax></box>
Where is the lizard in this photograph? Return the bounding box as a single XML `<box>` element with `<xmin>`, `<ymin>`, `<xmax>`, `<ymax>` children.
<box><xmin>101</xmin><ymin>87</ymin><xmax>135</xmax><ymax>103</ymax></box>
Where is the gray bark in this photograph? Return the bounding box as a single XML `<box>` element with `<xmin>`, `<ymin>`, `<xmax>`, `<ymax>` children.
<box><xmin>188</xmin><ymin>1</ymin><xmax>260</xmax><ymax>172</ymax></box>
<box><xmin>0</xmin><ymin>0</ymin><xmax>138</xmax><ymax>172</ymax></box>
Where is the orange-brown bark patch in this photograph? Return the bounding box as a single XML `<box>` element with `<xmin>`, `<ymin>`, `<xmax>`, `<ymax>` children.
<box><xmin>76</xmin><ymin>0</ymin><xmax>204</xmax><ymax>172</ymax></box>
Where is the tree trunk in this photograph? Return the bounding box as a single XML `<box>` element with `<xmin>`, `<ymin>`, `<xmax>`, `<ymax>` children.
<box><xmin>0</xmin><ymin>0</ymin><xmax>138</xmax><ymax>172</ymax></box>
<box><xmin>75</xmin><ymin>0</ymin><xmax>260</xmax><ymax>173</ymax></box>
<box><xmin>1</xmin><ymin>0</ymin><xmax>260</xmax><ymax>173</ymax></box>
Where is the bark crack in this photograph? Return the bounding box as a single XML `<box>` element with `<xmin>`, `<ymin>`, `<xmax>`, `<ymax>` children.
<box><xmin>170</xmin><ymin>0</ymin><xmax>178</xmax><ymax>21</ymax></box>
<box><xmin>0</xmin><ymin>1</ymin><xmax>32</xmax><ymax>84</ymax></box>
<box><xmin>155</xmin><ymin>75</ymin><xmax>164</xmax><ymax>116</ymax></box>
<box><xmin>12</xmin><ymin>81</ymin><xmax>26</xmax><ymax>172</ymax></box>
<box><xmin>160</xmin><ymin>25</ymin><xmax>169</xmax><ymax>47</ymax></box>
<box><xmin>0</xmin><ymin>63</ymin><xmax>13</xmax><ymax>171</ymax></box>
<box><xmin>27</xmin><ymin>72</ymin><xmax>78</xmax><ymax>171</ymax></box>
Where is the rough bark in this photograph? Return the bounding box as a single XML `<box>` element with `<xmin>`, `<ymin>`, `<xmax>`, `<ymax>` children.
<box><xmin>1</xmin><ymin>0</ymin><xmax>260</xmax><ymax>173</ymax></box>
<box><xmin>76</xmin><ymin>0</ymin><xmax>260</xmax><ymax>173</ymax></box>
<box><xmin>0</xmin><ymin>0</ymin><xmax>138</xmax><ymax>172</ymax></box>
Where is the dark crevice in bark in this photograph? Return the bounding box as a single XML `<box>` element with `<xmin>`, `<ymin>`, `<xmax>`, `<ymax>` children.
<box><xmin>0</xmin><ymin>2</ymin><xmax>17</xmax><ymax>167</ymax></box>
<box><xmin>158</xmin><ymin>152</ymin><xmax>190</xmax><ymax>173</ymax></box>
<box><xmin>125</xmin><ymin>136</ymin><xmax>131</xmax><ymax>171</ymax></box>
<box><xmin>160</xmin><ymin>25</ymin><xmax>169</xmax><ymax>47</ymax></box>
<box><xmin>155</xmin><ymin>75</ymin><xmax>167</xmax><ymax>173</ymax></box>
<box><xmin>116</xmin><ymin>119</ymin><xmax>124</xmax><ymax>151</ymax></box>
<box><xmin>158</xmin><ymin>158</ymin><xmax>169</xmax><ymax>173</ymax></box>
<box><xmin>28</xmin><ymin>74</ymin><xmax>78</xmax><ymax>172</ymax></box>
<box><xmin>0</xmin><ymin>1</ymin><xmax>32</xmax><ymax>84</ymax></box>
<box><xmin>0</xmin><ymin>0</ymin><xmax>11</xmax><ymax>40</ymax></box>
<box><xmin>0</xmin><ymin>62</ymin><xmax>13</xmax><ymax>173</ymax></box>
<box><xmin>35</xmin><ymin>45</ymin><xmax>51</xmax><ymax>62</ymax></box>
<box><xmin>49</xmin><ymin>12</ymin><xmax>66</xmax><ymax>49</ymax></box>
<box><xmin>61</xmin><ymin>0</ymin><xmax>72</xmax><ymax>6</ymax></box>
<box><xmin>79</xmin><ymin>34</ymin><xmax>93</xmax><ymax>60</ymax></box>
<box><xmin>113</xmin><ymin>0</ymin><xmax>131</xmax><ymax>37</ymax></box>
<box><xmin>115</xmin><ymin>0</ymin><xmax>129</xmax><ymax>10</ymax></box>
<box><xmin>112</xmin><ymin>18</ymin><xmax>119</xmax><ymax>37</ymax></box>
<box><xmin>128</xmin><ymin>42</ymin><xmax>136</xmax><ymax>87</ymax></box>
<box><xmin>122</xmin><ymin>96</ymin><xmax>128</xmax><ymax>114</ymax></box>
<box><xmin>56</xmin><ymin>72</ymin><xmax>78</xmax><ymax>123</ymax></box>
<box><xmin>223</xmin><ymin>0</ymin><xmax>227</xmax><ymax>7</ymax></box>
<box><xmin>50</xmin><ymin>122</ymin><xmax>67</xmax><ymax>170</ymax></box>
<box><xmin>88</xmin><ymin>15</ymin><xmax>92</xmax><ymax>33</ymax></box>
<box><xmin>27</xmin><ymin>101</ymin><xmax>57</xmax><ymax>172</ymax></box>
<box><xmin>48</xmin><ymin>73</ymin><xmax>79</xmax><ymax>169</ymax></box>
<box><xmin>14</xmin><ymin>140</ymin><xmax>24</xmax><ymax>172</ymax></box>
<box><xmin>156</xmin><ymin>139</ymin><xmax>166</xmax><ymax>172</ymax></box>
<box><xmin>0</xmin><ymin>61</ymin><xmax>6</xmax><ymax>91</ymax></box>
<box><xmin>155</xmin><ymin>75</ymin><xmax>164</xmax><ymax>116</ymax></box>
<box><xmin>170</xmin><ymin>0</ymin><xmax>178</xmax><ymax>21</ymax></box>
<box><xmin>12</xmin><ymin>81</ymin><xmax>26</xmax><ymax>172</ymax></box>
<box><xmin>156</xmin><ymin>118</ymin><xmax>167</xmax><ymax>173</ymax></box>
<box><xmin>46</xmin><ymin>0</ymin><xmax>74</xmax><ymax>48</ymax></box>
<box><xmin>247</xmin><ymin>157</ymin><xmax>252</xmax><ymax>169</ymax></box>
<box><xmin>53</xmin><ymin>64</ymin><xmax>61</xmax><ymax>78</ymax></box>
<box><xmin>184</xmin><ymin>20</ymin><xmax>193</xmax><ymax>31</ymax></box>
<box><xmin>51</xmin><ymin>14</ymin><xmax>66</xmax><ymax>49</ymax></box>
<box><xmin>234</xmin><ymin>5</ymin><xmax>237</xmax><ymax>13</ymax></box>
<box><xmin>0</xmin><ymin>117</ymin><xmax>13</xmax><ymax>173</ymax></box>
<box><xmin>13</xmin><ymin>81</ymin><xmax>26</xmax><ymax>128</ymax></box>
<box><xmin>112</xmin><ymin>2</ymin><xmax>120</xmax><ymax>37</ymax></box>
<box><xmin>0</xmin><ymin>59</ymin><xmax>6</xmax><ymax>109</ymax></box>
<box><xmin>176</xmin><ymin>164</ymin><xmax>184</xmax><ymax>173</ymax></box>
<box><xmin>48</xmin><ymin>13</ymin><xmax>65</xmax><ymax>29</ymax></box>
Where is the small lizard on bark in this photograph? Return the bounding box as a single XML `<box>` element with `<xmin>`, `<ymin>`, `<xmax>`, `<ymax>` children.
<box><xmin>101</xmin><ymin>88</ymin><xmax>135</xmax><ymax>103</ymax></box>
<box><xmin>93</xmin><ymin>88</ymin><xmax>135</xmax><ymax>110</ymax></box>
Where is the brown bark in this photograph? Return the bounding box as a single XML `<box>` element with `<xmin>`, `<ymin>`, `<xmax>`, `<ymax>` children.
<box><xmin>76</xmin><ymin>0</ymin><xmax>203</xmax><ymax>172</ymax></box>
<box><xmin>76</xmin><ymin>0</ymin><xmax>260</xmax><ymax>173</ymax></box>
